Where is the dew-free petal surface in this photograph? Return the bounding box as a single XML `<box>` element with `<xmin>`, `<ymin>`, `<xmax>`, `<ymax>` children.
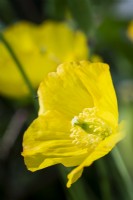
<box><xmin>38</xmin><ymin>61</ymin><xmax>118</xmax><ymax>125</ymax></box>
<box><xmin>38</xmin><ymin>62</ymin><xmax>94</xmax><ymax>117</ymax></box>
<box><xmin>22</xmin><ymin>61</ymin><xmax>124</xmax><ymax>187</ymax></box>
<box><xmin>22</xmin><ymin>110</ymin><xmax>88</xmax><ymax>171</ymax></box>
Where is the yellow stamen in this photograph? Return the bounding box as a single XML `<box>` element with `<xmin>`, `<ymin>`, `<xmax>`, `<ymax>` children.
<box><xmin>70</xmin><ymin>107</ymin><xmax>112</xmax><ymax>148</ymax></box>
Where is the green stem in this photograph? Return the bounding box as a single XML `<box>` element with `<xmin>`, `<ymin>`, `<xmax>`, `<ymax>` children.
<box><xmin>0</xmin><ymin>32</ymin><xmax>38</xmax><ymax>112</ymax></box>
<box><xmin>96</xmin><ymin>159</ymin><xmax>112</xmax><ymax>200</ymax></box>
<box><xmin>111</xmin><ymin>147</ymin><xmax>133</xmax><ymax>200</ymax></box>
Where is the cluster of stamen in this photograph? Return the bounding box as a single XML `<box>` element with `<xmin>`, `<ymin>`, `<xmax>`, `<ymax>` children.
<box><xmin>70</xmin><ymin>107</ymin><xmax>112</xmax><ymax>148</ymax></box>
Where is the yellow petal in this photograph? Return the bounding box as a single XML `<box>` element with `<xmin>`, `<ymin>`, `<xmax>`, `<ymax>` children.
<box><xmin>74</xmin><ymin>61</ymin><xmax>118</xmax><ymax>125</ymax></box>
<box><xmin>0</xmin><ymin>22</ymin><xmax>58</xmax><ymax>98</ymax></box>
<box><xmin>33</xmin><ymin>21</ymin><xmax>89</xmax><ymax>62</ymax></box>
<box><xmin>0</xmin><ymin>21</ymin><xmax>88</xmax><ymax>98</ymax></box>
<box><xmin>67</xmin><ymin>121</ymin><xmax>124</xmax><ymax>187</ymax></box>
<box><xmin>22</xmin><ymin>110</ymin><xmax>88</xmax><ymax>172</ymax></box>
<box><xmin>38</xmin><ymin>62</ymin><xmax>94</xmax><ymax>117</ymax></box>
<box><xmin>38</xmin><ymin>61</ymin><xmax>118</xmax><ymax>126</ymax></box>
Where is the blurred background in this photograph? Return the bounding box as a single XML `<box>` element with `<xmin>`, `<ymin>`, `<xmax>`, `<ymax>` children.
<box><xmin>0</xmin><ymin>0</ymin><xmax>133</xmax><ymax>200</ymax></box>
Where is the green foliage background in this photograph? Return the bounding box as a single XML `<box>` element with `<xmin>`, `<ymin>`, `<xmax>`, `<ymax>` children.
<box><xmin>0</xmin><ymin>0</ymin><xmax>133</xmax><ymax>200</ymax></box>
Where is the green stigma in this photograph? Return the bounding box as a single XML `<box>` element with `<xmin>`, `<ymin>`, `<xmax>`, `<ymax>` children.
<box><xmin>70</xmin><ymin>107</ymin><xmax>112</xmax><ymax>148</ymax></box>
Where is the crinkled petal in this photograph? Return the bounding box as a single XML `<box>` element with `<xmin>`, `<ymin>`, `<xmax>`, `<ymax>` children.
<box><xmin>38</xmin><ymin>61</ymin><xmax>118</xmax><ymax>125</ymax></box>
<box><xmin>38</xmin><ymin>62</ymin><xmax>94</xmax><ymax>117</ymax></box>
<box><xmin>74</xmin><ymin>61</ymin><xmax>118</xmax><ymax>125</ymax></box>
<box><xmin>67</xmin><ymin>121</ymin><xmax>124</xmax><ymax>187</ymax></box>
<box><xmin>22</xmin><ymin>110</ymin><xmax>88</xmax><ymax>172</ymax></box>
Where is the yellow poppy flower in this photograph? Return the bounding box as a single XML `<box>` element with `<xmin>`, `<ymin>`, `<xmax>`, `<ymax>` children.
<box><xmin>0</xmin><ymin>21</ymin><xmax>88</xmax><ymax>98</ymax></box>
<box><xmin>22</xmin><ymin>61</ymin><xmax>124</xmax><ymax>187</ymax></box>
<box><xmin>127</xmin><ymin>20</ymin><xmax>133</xmax><ymax>41</ymax></box>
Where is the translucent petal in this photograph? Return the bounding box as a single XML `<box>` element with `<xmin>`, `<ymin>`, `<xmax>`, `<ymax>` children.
<box><xmin>22</xmin><ymin>110</ymin><xmax>88</xmax><ymax>172</ymax></box>
<box><xmin>74</xmin><ymin>61</ymin><xmax>118</xmax><ymax>125</ymax></box>
<box><xmin>38</xmin><ymin>61</ymin><xmax>118</xmax><ymax>126</ymax></box>
<box><xmin>38</xmin><ymin>62</ymin><xmax>94</xmax><ymax>117</ymax></box>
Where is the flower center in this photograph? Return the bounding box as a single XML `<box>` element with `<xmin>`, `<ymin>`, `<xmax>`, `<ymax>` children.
<box><xmin>70</xmin><ymin>107</ymin><xmax>112</xmax><ymax>148</ymax></box>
